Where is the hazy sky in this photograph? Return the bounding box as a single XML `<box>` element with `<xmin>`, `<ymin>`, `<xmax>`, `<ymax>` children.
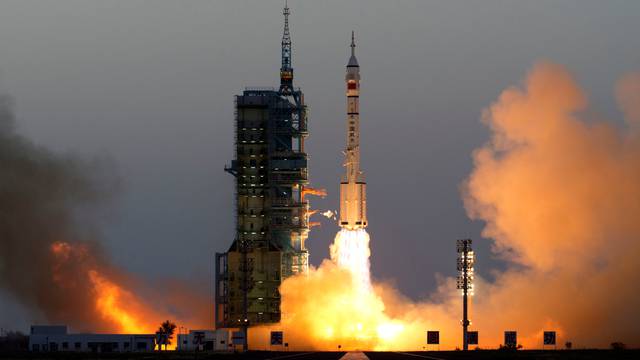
<box><xmin>1</xmin><ymin>0</ymin><xmax>639</xmax><ymax>330</ymax></box>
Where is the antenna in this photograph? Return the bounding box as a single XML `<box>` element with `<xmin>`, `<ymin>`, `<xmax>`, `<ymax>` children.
<box><xmin>280</xmin><ymin>0</ymin><xmax>293</xmax><ymax>94</ymax></box>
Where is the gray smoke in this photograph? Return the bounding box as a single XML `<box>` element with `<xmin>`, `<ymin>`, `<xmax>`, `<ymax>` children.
<box><xmin>0</xmin><ymin>94</ymin><xmax>121</xmax><ymax>332</ymax></box>
<box><xmin>0</xmin><ymin>95</ymin><xmax>213</xmax><ymax>333</ymax></box>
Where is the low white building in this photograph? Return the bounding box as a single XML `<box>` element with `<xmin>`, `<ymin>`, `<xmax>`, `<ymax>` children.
<box><xmin>176</xmin><ymin>329</ymin><xmax>231</xmax><ymax>352</ymax></box>
<box><xmin>29</xmin><ymin>325</ymin><xmax>156</xmax><ymax>353</ymax></box>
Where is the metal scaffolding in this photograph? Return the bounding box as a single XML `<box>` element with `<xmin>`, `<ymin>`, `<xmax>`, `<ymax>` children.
<box><xmin>215</xmin><ymin>5</ymin><xmax>313</xmax><ymax>353</ymax></box>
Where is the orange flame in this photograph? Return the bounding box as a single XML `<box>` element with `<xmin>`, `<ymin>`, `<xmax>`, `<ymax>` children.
<box><xmin>251</xmin><ymin>229</ymin><xmax>407</xmax><ymax>350</ymax></box>
<box><xmin>302</xmin><ymin>187</ymin><xmax>327</xmax><ymax>199</ymax></box>
<box><xmin>309</xmin><ymin>221</ymin><xmax>321</xmax><ymax>228</ymax></box>
<box><xmin>49</xmin><ymin>241</ymin><xmax>178</xmax><ymax>349</ymax></box>
<box><xmin>248</xmin><ymin>63</ymin><xmax>640</xmax><ymax>351</ymax></box>
<box><xmin>87</xmin><ymin>270</ymin><xmax>150</xmax><ymax>334</ymax></box>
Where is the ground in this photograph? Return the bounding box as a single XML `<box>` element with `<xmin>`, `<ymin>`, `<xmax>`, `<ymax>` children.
<box><xmin>1</xmin><ymin>350</ymin><xmax>639</xmax><ymax>360</ymax></box>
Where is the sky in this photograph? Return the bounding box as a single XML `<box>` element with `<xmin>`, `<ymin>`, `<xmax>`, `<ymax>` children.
<box><xmin>1</xmin><ymin>0</ymin><xmax>639</xmax><ymax>331</ymax></box>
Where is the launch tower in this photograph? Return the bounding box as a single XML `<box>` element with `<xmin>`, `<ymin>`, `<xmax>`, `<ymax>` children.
<box><xmin>216</xmin><ymin>2</ymin><xmax>310</xmax><ymax>329</ymax></box>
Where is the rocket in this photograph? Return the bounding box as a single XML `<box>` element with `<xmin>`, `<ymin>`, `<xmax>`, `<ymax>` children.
<box><xmin>339</xmin><ymin>32</ymin><xmax>367</xmax><ymax>230</ymax></box>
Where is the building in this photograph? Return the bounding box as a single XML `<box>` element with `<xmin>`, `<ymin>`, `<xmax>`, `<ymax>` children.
<box><xmin>215</xmin><ymin>3</ymin><xmax>311</xmax><ymax>329</ymax></box>
<box><xmin>28</xmin><ymin>325</ymin><xmax>155</xmax><ymax>353</ymax></box>
<box><xmin>176</xmin><ymin>329</ymin><xmax>231</xmax><ymax>352</ymax></box>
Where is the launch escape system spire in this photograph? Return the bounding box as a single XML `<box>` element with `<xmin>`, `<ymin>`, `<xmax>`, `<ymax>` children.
<box><xmin>216</xmin><ymin>1</ymin><xmax>311</xmax><ymax>331</ymax></box>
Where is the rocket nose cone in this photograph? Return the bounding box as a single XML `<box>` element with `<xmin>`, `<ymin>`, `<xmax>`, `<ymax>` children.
<box><xmin>348</xmin><ymin>54</ymin><xmax>359</xmax><ymax>67</ymax></box>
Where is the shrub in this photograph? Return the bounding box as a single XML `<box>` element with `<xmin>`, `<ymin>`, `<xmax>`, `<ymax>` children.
<box><xmin>611</xmin><ymin>342</ymin><xmax>626</xmax><ymax>350</ymax></box>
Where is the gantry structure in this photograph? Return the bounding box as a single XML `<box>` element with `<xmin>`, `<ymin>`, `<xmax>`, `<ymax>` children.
<box><xmin>215</xmin><ymin>1</ymin><xmax>310</xmax><ymax>331</ymax></box>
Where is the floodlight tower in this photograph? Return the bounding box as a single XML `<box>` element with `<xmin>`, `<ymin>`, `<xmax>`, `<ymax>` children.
<box><xmin>457</xmin><ymin>239</ymin><xmax>475</xmax><ymax>351</ymax></box>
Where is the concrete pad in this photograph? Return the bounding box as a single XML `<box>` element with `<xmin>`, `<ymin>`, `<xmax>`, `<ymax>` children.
<box><xmin>340</xmin><ymin>352</ymin><xmax>370</xmax><ymax>360</ymax></box>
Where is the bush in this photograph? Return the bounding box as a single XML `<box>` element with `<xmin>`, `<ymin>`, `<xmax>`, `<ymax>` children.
<box><xmin>0</xmin><ymin>331</ymin><xmax>29</xmax><ymax>352</ymax></box>
<box><xmin>499</xmin><ymin>343</ymin><xmax>522</xmax><ymax>350</ymax></box>
<box><xmin>611</xmin><ymin>342</ymin><xmax>626</xmax><ymax>350</ymax></box>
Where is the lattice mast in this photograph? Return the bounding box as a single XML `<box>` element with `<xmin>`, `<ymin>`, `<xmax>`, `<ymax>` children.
<box><xmin>280</xmin><ymin>1</ymin><xmax>293</xmax><ymax>94</ymax></box>
<box><xmin>457</xmin><ymin>239</ymin><xmax>475</xmax><ymax>351</ymax></box>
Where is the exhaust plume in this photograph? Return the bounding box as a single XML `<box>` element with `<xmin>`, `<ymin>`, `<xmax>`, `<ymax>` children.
<box><xmin>330</xmin><ymin>229</ymin><xmax>372</xmax><ymax>291</ymax></box>
<box><xmin>462</xmin><ymin>62</ymin><xmax>640</xmax><ymax>347</ymax></box>
<box><xmin>249</xmin><ymin>62</ymin><xmax>640</xmax><ymax>350</ymax></box>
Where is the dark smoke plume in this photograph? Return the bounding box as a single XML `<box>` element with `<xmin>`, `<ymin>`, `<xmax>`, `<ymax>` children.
<box><xmin>0</xmin><ymin>94</ymin><xmax>211</xmax><ymax>333</ymax></box>
<box><xmin>0</xmin><ymin>94</ymin><xmax>121</xmax><ymax>331</ymax></box>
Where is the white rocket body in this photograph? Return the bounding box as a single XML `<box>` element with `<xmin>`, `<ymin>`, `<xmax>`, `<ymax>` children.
<box><xmin>339</xmin><ymin>33</ymin><xmax>367</xmax><ymax>230</ymax></box>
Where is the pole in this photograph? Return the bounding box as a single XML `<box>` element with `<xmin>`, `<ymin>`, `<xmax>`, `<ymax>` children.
<box><xmin>462</xmin><ymin>241</ymin><xmax>469</xmax><ymax>351</ymax></box>
<box><xmin>241</xmin><ymin>239</ymin><xmax>249</xmax><ymax>351</ymax></box>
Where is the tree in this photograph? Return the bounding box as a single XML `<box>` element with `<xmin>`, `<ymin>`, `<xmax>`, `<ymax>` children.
<box><xmin>156</xmin><ymin>320</ymin><xmax>177</xmax><ymax>351</ymax></box>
